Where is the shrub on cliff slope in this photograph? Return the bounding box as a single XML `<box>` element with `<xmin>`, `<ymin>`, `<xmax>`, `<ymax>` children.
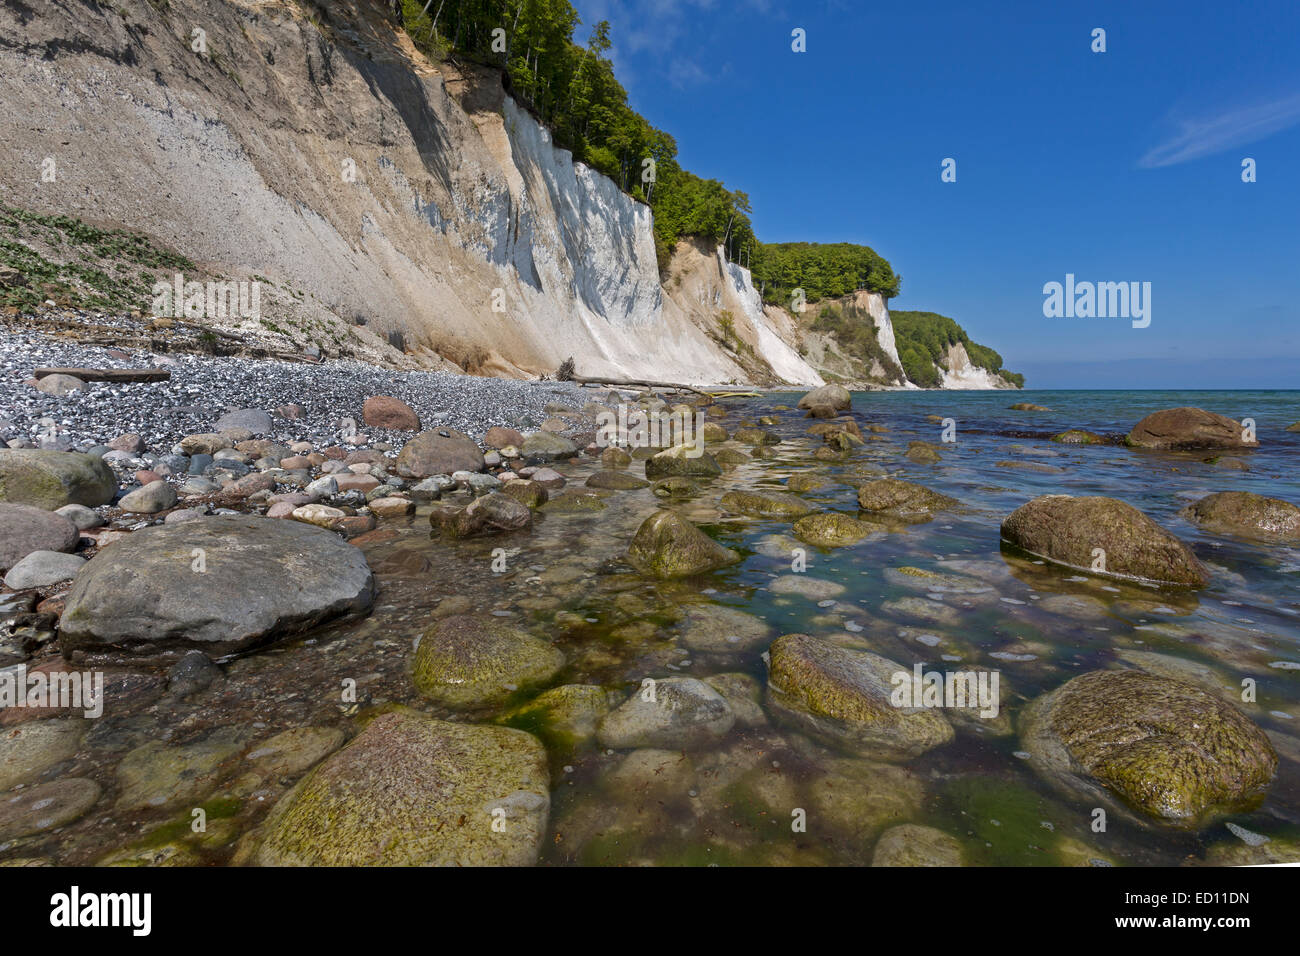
<box><xmin>892</xmin><ymin>310</ymin><xmax>1023</xmax><ymax>386</ymax></box>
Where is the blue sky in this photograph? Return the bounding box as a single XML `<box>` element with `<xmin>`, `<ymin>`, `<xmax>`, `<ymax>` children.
<box><xmin>571</xmin><ymin>0</ymin><xmax>1300</xmax><ymax>388</ymax></box>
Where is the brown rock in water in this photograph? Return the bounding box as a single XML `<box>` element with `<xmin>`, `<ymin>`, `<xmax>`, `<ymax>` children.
<box><xmin>627</xmin><ymin>510</ymin><xmax>741</xmax><ymax>578</ymax></box>
<box><xmin>856</xmin><ymin>478</ymin><xmax>958</xmax><ymax>520</ymax></box>
<box><xmin>1182</xmin><ymin>491</ymin><xmax>1300</xmax><ymax>543</ymax></box>
<box><xmin>362</xmin><ymin>395</ymin><xmax>420</xmax><ymax>431</ymax></box>
<box><xmin>1001</xmin><ymin>494</ymin><xmax>1208</xmax><ymax>587</ymax></box>
<box><xmin>1126</xmin><ymin>407</ymin><xmax>1256</xmax><ymax>450</ymax></box>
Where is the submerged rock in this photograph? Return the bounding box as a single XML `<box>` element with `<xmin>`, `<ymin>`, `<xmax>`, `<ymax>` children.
<box><xmin>0</xmin><ymin>777</ymin><xmax>100</xmax><ymax>840</ymax></box>
<box><xmin>0</xmin><ymin>719</ymin><xmax>87</xmax><ymax>790</ymax></box>
<box><xmin>652</xmin><ymin>477</ymin><xmax>701</xmax><ymax>498</ymax></box>
<box><xmin>586</xmin><ymin>471</ymin><xmax>650</xmax><ymax>490</ymax></box>
<box><xmin>644</xmin><ymin>444</ymin><xmax>722</xmax><ymax>480</ymax></box>
<box><xmin>1001</xmin><ymin>494</ymin><xmax>1208</xmax><ymax>587</ymax></box>
<box><xmin>1126</xmin><ymin>407</ymin><xmax>1256</xmax><ymax>450</ymax></box>
<box><xmin>720</xmin><ymin>490</ymin><xmax>813</xmax><ymax>519</ymax></box>
<box><xmin>250</xmin><ymin>712</ymin><xmax>549</xmax><ymax>866</ymax></box>
<box><xmin>1181</xmin><ymin>491</ymin><xmax>1300</xmax><ymax>544</ymax></box>
<box><xmin>59</xmin><ymin>515</ymin><xmax>376</xmax><ymax>663</ymax></box>
<box><xmin>501</xmin><ymin>684</ymin><xmax>612</xmax><ymax>749</ymax></box>
<box><xmin>0</xmin><ymin>449</ymin><xmax>116</xmax><ymax>509</ymax></box>
<box><xmin>793</xmin><ymin>512</ymin><xmax>876</xmax><ymax>548</ymax></box>
<box><xmin>872</xmin><ymin>824</ymin><xmax>965</xmax><ymax>866</ymax></box>
<box><xmin>766</xmin><ymin>634</ymin><xmax>954</xmax><ymax>760</ymax></box>
<box><xmin>597</xmin><ymin>677</ymin><xmax>734</xmax><ymax>750</ymax></box>
<box><xmin>626</xmin><ymin>510</ymin><xmax>741</xmax><ymax>578</ymax></box>
<box><xmin>905</xmin><ymin>441</ymin><xmax>942</xmax><ymax>464</ymax></box>
<box><xmin>412</xmin><ymin>615</ymin><xmax>564</xmax><ymax>708</ymax></box>
<box><xmin>856</xmin><ymin>478</ymin><xmax>958</xmax><ymax>520</ymax></box>
<box><xmin>1052</xmin><ymin>429</ymin><xmax>1107</xmax><ymax>445</ymax></box>
<box><xmin>678</xmin><ymin>603</ymin><xmax>772</xmax><ymax>652</ymax></box>
<box><xmin>1021</xmin><ymin>670</ymin><xmax>1276</xmax><ymax>824</ymax></box>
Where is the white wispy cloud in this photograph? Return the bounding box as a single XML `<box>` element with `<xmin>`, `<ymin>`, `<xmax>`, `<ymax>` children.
<box><xmin>1139</xmin><ymin>92</ymin><xmax>1300</xmax><ymax>167</ymax></box>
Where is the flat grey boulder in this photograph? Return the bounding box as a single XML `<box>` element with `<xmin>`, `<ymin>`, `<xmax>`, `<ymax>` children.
<box><xmin>59</xmin><ymin>515</ymin><xmax>376</xmax><ymax>663</ymax></box>
<box><xmin>215</xmin><ymin>408</ymin><xmax>273</xmax><ymax>435</ymax></box>
<box><xmin>118</xmin><ymin>480</ymin><xmax>178</xmax><ymax>514</ymax></box>
<box><xmin>4</xmin><ymin>550</ymin><xmax>85</xmax><ymax>590</ymax></box>
<box><xmin>0</xmin><ymin>449</ymin><xmax>116</xmax><ymax>510</ymax></box>
<box><xmin>797</xmin><ymin>384</ymin><xmax>852</xmax><ymax>412</ymax></box>
<box><xmin>0</xmin><ymin>503</ymin><xmax>78</xmax><ymax>571</ymax></box>
<box><xmin>520</xmin><ymin>430</ymin><xmax>579</xmax><ymax>462</ymax></box>
<box><xmin>597</xmin><ymin>677</ymin><xmax>735</xmax><ymax>750</ymax></box>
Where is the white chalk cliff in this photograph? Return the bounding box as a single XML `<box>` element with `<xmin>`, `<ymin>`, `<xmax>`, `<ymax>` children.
<box><xmin>0</xmin><ymin>0</ymin><xmax>820</xmax><ymax>386</ymax></box>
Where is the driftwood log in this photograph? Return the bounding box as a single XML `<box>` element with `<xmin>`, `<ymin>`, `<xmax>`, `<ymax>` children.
<box><xmin>571</xmin><ymin>374</ymin><xmax>709</xmax><ymax>397</ymax></box>
<box><xmin>33</xmin><ymin>367</ymin><xmax>171</xmax><ymax>383</ymax></box>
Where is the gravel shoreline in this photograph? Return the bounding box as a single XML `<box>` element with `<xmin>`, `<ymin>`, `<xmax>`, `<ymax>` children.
<box><xmin>0</xmin><ymin>327</ymin><xmax>593</xmax><ymax>451</ymax></box>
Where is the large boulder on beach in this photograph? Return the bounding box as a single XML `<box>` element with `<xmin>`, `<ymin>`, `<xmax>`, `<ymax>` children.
<box><xmin>626</xmin><ymin>510</ymin><xmax>740</xmax><ymax>578</ymax></box>
<box><xmin>1021</xmin><ymin>670</ymin><xmax>1276</xmax><ymax>824</ymax></box>
<box><xmin>796</xmin><ymin>384</ymin><xmax>851</xmax><ymax>412</ymax></box>
<box><xmin>1181</xmin><ymin>491</ymin><xmax>1300</xmax><ymax>544</ymax></box>
<box><xmin>59</xmin><ymin>515</ymin><xmax>376</xmax><ymax>663</ymax></box>
<box><xmin>766</xmin><ymin>634</ymin><xmax>954</xmax><ymax>760</ymax></box>
<box><xmin>0</xmin><ymin>503</ymin><xmax>78</xmax><ymax>571</ymax></box>
<box><xmin>361</xmin><ymin>395</ymin><xmax>420</xmax><ymax>431</ymax></box>
<box><xmin>1126</xmin><ymin>407</ymin><xmax>1255</xmax><ymax>450</ymax></box>
<box><xmin>1001</xmin><ymin>494</ymin><xmax>1208</xmax><ymax>587</ymax></box>
<box><xmin>0</xmin><ymin>449</ymin><xmax>115</xmax><ymax>510</ymax></box>
<box><xmin>412</xmin><ymin>615</ymin><xmax>563</xmax><ymax>708</ymax></box>
<box><xmin>856</xmin><ymin>478</ymin><xmax>958</xmax><ymax>520</ymax></box>
<box><xmin>643</xmin><ymin>444</ymin><xmax>722</xmax><ymax>480</ymax></box>
<box><xmin>393</xmin><ymin>429</ymin><xmax>484</xmax><ymax>477</ymax></box>
<box><xmin>250</xmin><ymin>712</ymin><xmax>549</xmax><ymax>866</ymax></box>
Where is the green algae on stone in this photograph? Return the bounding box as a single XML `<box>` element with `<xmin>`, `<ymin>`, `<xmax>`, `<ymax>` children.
<box><xmin>542</xmin><ymin>491</ymin><xmax>609</xmax><ymax>513</ymax></box>
<box><xmin>412</xmin><ymin>614</ymin><xmax>564</xmax><ymax>708</ymax></box>
<box><xmin>0</xmin><ymin>449</ymin><xmax>116</xmax><ymax>509</ymax></box>
<box><xmin>720</xmin><ymin>490</ymin><xmax>814</xmax><ymax>520</ymax></box>
<box><xmin>714</xmin><ymin>448</ymin><xmax>751</xmax><ymax>466</ymax></box>
<box><xmin>766</xmin><ymin>634</ymin><xmax>954</xmax><ymax>760</ymax></box>
<box><xmin>114</xmin><ymin>729</ymin><xmax>246</xmax><ymax>811</ymax></box>
<box><xmin>500</xmin><ymin>684</ymin><xmax>613</xmax><ymax>750</ymax></box>
<box><xmin>626</xmin><ymin>510</ymin><xmax>741</xmax><ymax>578</ymax></box>
<box><xmin>732</xmin><ymin>427</ymin><xmax>780</xmax><ymax>446</ymax></box>
<box><xmin>243</xmin><ymin>726</ymin><xmax>346</xmax><ymax>781</ymax></box>
<box><xmin>250</xmin><ymin>712</ymin><xmax>550</xmax><ymax>866</ymax></box>
<box><xmin>856</xmin><ymin>478</ymin><xmax>958</xmax><ymax>520</ymax></box>
<box><xmin>1001</xmin><ymin>494</ymin><xmax>1209</xmax><ymax>587</ymax></box>
<box><xmin>792</xmin><ymin>512</ymin><xmax>876</xmax><ymax>548</ymax></box>
<box><xmin>872</xmin><ymin>824</ymin><xmax>965</xmax><ymax>866</ymax></box>
<box><xmin>905</xmin><ymin>441</ymin><xmax>942</xmax><ymax>464</ymax></box>
<box><xmin>786</xmin><ymin>472</ymin><xmax>829</xmax><ymax>493</ymax></box>
<box><xmin>652</xmin><ymin>476</ymin><xmax>701</xmax><ymax>498</ymax></box>
<box><xmin>585</xmin><ymin>471</ymin><xmax>650</xmax><ymax>491</ymax></box>
<box><xmin>644</xmin><ymin>444</ymin><xmax>722</xmax><ymax>480</ymax></box>
<box><xmin>1052</xmin><ymin>429</ymin><xmax>1107</xmax><ymax>445</ymax></box>
<box><xmin>500</xmin><ymin>478</ymin><xmax>549</xmax><ymax>509</ymax></box>
<box><xmin>1020</xmin><ymin>669</ymin><xmax>1277</xmax><ymax>825</ymax></box>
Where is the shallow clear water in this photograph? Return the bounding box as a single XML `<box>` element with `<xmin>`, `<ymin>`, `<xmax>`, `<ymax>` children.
<box><xmin>10</xmin><ymin>389</ymin><xmax>1299</xmax><ymax>867</ymax></box>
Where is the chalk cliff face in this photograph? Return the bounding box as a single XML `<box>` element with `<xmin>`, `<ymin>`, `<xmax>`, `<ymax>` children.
<box><xmin>939</xmin><ymin>342</ymin><xmax>1018</xmax><ymax>389</ymax></box>
<box><xmin>0</xmin><ymin>0</ymin><xmax>818</xmax><ymax>385</ymax></box>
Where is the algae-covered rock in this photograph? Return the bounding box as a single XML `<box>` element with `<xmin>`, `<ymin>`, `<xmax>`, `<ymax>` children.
<box><xmin>1181</xmin><ymin>491</ymin><xmax>1300</xmax><ymax>544</ymax></box>
<box><xmin>1052</xmin><ymin>429</ymin><xmax>1107</xmax><ymax>445</ymax></box>
<box><xmin>1001</xmin><ymin>494</ymin><xmax>1208</xmax><ymax>587</ymax></box>
<box><xmin>905</xmin><ymin>441</ymin><xmax>942</xmax><ymax>464</ymax></box>
<box><xmin>1126</xmin><ymin>407</ymin><xmax>1255</xmax><ymax>450</ymax></box>
<box><xmin>807</xmin><ymin>759</ymin><xmax>925</xmax><ymax>850</ymax></box>
<box><xmin>714</xmin><ymin>448</ymin><xmax>751</xmax><ymax>466</ymax></box>
<box><xmin>244</xmin><ymin>726</ymin><xmax>346</xmax><ymax>781</ymax></box>
<box><xmin>720</xmin><ymin>490</ymin><xmax>813</xmax><ymax>520</ymax></box>
<box><xmin>500</xmin><ymin>478</ymin><xmax>549</xmax><ymax>509</ymax></box>
<box><xmin>412</xmin><ymin>614</ymin><xmax>564</xmax><ymax>708</ymax></box>
<box><xmin>626</xmin><ymin>510</ymin><xmax>741</xmax><ymax>578</ymax></box>
<box><xmin>1021</xmin><ymin>669</ymin><xmax>1277</xmax><ymax>824</ymax></box>
<box><xmin>251</xmin><ymin>712</ymin><xmax>550</xmax><ymax>866</ymax></box>
<box><xmin>114</xmin><ymin>729</ymin><xmax>245</xmax><ymax>811</ymax></box>
<box><xmin>0</xmin><ymin>777</ymin><xmax>100</xmax><ymax>840</ymax></box>
<box><xmin>597</xmin><ymin>677</ymin><xmax>734</xmax><ymax>750</ymax></box>
<box><xmin>0</xmin><ymin>718</ymin><xmax>87</xmax><ymax>791</ymax></box>
<box><xmin>872</xmin><ymin>824</ymin><xmax>965</xmax><ymax>866</ymax></box>
<box><xmin>585</xmin><ymin>471</ymin><xmax>650</xmax><ymax>490</ymax></box>
<box><xmin>652</xmin><ymin>476</ymin><xmax>701</xmax><ymax>498</ymax></box>
<box><xmin>786</xmin><ymin>472</ymin><xmax>829</xmax><ymax>494</ymax></box>
<box><xmin>856</xmin><ymin>478</ymin><xmax>958</xmax><ymax>519</ymax></box>
<box><xmin>793</xmin><ymin>512</ymin><xmax>876</xmax><ymax>548</ymax></box>
<box><xmin>644</xmin><ymin>444</ymin><xmax>722</xmax><ymax>480</ymax></box>
<box><xmin>732</xmin><ymin>427</ymin><xmax>780</xmax><ymax>446</ymax></box>
<box><xmin>542</xmin><ymin>491</ymin><xmax>608</xmax><ymax>513</ymax></box>
<box><xmin>0</xmin><ymin>449</ymin><xmax>116</xmax><ymax>509</ymax></box>
<box><xmin>501</xmin><ymin>684</ymin><xmax>612</xmax><ymax>749</ymax></box>
<box><xmin>766</xmin><ymin>634</ymin><xmax>954</xmax><ymax>760</ymax></box>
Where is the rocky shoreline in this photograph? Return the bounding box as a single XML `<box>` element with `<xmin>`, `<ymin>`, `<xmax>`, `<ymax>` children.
<box><xmin>1</xmin><ymin>337</ymin><xmax>1298</xmax><ymax>866</ymax></box>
